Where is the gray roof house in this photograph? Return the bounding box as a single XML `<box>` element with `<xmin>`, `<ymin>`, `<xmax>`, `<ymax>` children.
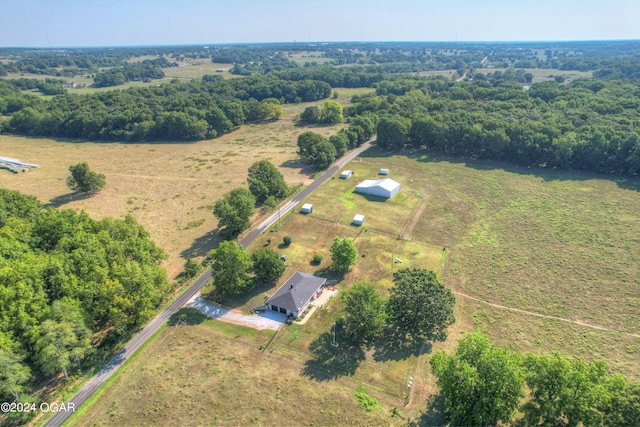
<box><xmin>266</xmin><ymin>272</ymin><xmax>327</xmax><ymax>318</ymax></box>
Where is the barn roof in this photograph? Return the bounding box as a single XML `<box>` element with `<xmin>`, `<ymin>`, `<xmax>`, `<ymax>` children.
<box><xmin>355</xmin><ymin>178</ymin><xmax>400</xmax><ymax>192</ymax></box>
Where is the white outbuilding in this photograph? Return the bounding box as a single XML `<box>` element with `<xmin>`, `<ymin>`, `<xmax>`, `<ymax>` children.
<box><xmin>353</xmin><ymin>214</ymin><xmax>365</xmax><ymax>226</ymax></box>
<box><xmin>379</xmin><ymin>168</ymin><xmax>389</xmax><ymax>175</ymax></box>
<box><xmin>354</xmin><ymin>178</ymin><xmax>401</xmax><ymax>199</ymax></box>
<box><xmin>340</xmin><ymin>170</ymin><xmax>353</xmax><ymax>179</ymax></box>
<box><xmin>301</xmin><ymin>203</ymin><xmax>313</xmax><ymax>214</ymax></box>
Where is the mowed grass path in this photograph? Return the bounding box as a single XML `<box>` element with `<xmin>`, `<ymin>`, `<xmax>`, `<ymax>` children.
<box><xmin>360</xmin><ymin>149</ymin><xmax>640</xmax><ymax>378</ymax></box>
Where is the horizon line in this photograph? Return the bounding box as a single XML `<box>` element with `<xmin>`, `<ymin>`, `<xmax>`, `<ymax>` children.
<box><xmin>2</xmin><ymin>38</ymin><xmax>640</xmax><ymax>50</ymax></box>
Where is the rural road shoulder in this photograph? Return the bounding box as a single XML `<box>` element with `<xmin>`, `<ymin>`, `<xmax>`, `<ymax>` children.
<box><xmin>43</xmin><ymin>138</ymin><xmax>375</xmax><ymax>427</ymax></box>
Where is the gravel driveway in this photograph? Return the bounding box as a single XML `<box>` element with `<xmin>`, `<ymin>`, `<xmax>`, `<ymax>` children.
<box><xmin>188</xmin><ymin>296</ymin><xmax>285</xmax><ymax>331</ymax></box>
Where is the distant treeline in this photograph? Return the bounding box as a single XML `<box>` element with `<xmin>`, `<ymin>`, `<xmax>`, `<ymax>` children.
<box><xmin>92</xmin><ymin>58</ymin><xmax>173</xmax><ymax>87</ymax></box>
<box><xmin>0</xmin><ymin>74</ymin><xmax>330</xmax><ymax>141</ymax></box>
<box><xmin>363</xmin><ymin>74</ymin><xmax>640</xmax><ymax>175</ymax></box>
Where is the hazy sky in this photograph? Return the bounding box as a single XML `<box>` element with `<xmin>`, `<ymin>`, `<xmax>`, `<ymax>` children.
<box><xmin>1</xmin><ymin>0</ymin><xmax>639</xmax><ymax>47</ymax></box>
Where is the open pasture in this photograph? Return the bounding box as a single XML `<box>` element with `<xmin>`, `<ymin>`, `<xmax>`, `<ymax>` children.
<box><xmin>71</xmin><ymin>320</ymin><xmax>395</xmax><ymax>426</ymax></box>
<box><xmin>359</xmin><ymin>148</ymin><xmax>640</xmax><ymax>378</ymax></box>
<box><xmin>0</xmin><ymin>116</ymin><xmax>340</xmax><ymax>278</ymax></box>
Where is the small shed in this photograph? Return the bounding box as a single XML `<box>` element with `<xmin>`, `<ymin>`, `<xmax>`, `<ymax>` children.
<box><xmin>353</xmin><ymin>214</ymin><xmax>365</xmax><ymax>226</ymax></box>
<box><xmin>340</xmin><ymin>170</ymin><xmax>354</xmax><ymax>179</ymax></box>
<box><xmin>379</xmin><ymin>168</ymin><xmax>389</xmax><ymax>175</ymax></box>
<box><xmin>301</xmin><ymin>203</ymin><xmax>313</xmax><ymax>214</ymax></box>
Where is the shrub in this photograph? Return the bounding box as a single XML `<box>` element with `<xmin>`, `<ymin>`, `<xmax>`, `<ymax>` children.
<box><xmin>283</xmin><ymin>235</ymin><xmax>292</xmax><ymax>245</ymax></box>
<box><xmin>312</xmin><ymin>253</ymin><xmax>324</xmax><ymax>264</ymax></box>
<box><xmin>354</xmin><ymin>385</ymin><xmax>381</xmax><ymax>412</ymax></box>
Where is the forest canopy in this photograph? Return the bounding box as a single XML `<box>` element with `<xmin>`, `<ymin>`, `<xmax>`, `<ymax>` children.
<box><xmin>0</xmin><ymin>189</ymin><xmax>171</xmax><ymax>404</ymax></box>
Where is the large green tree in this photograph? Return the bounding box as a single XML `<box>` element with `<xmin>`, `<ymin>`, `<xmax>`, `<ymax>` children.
<box><xmin>213</xmin><ymin>187</ymin><xmax>256</xmax><ymax>238</ymax></box>
<box><xmin>247</xmin><ymin>160</ymin><xmax>288</xmax><ymax>203</ymax></box>
<box><xmin>297</xmin><ymin>131</ymin><xmax>337</xmax><ymax>170</ymax></box>
<box><xmin>251</xmin><ymin>247</ymin><xmax>285</xmax><ymax>284</ymax></box>
<box><xmin>320</xmin><ymin>100</ymin><xmax>343</xmax><ymax>124</ymax></box>
<box><xmin>300</xmin><ymin>105</ymin><xmax>320</xmax><ymax>123</ymax></box>
<box><xmin>431</xmin><ymin>333</ymin><xmax>525</xmax><ymax>427</ymax></box>
<box><xmin>210</xmin><ymin>241</ymin><xmax>251</xmax><ymax>297</ymax></box>
<box><xmin>386</xmin><ymin>268</ymin><xmax>455</xmax><ymax>341</ymax></box>
<box><xmin>524</xmin><ymin>352</ymin><xmax>615</xmax><ymax>427</ymax></box>
<box><xmin>605</xmin><ymin>381</ymin><xmax>640</xmax><ymax>427</ymax></box>
<box><xmin>330</xmin><ymin>237</ymin><xmax>357</xmax><ymax>273</ymax></box>
<box><xmin>35</xmin><ymin>301</ymin><xmax>91</xmax><ymax>379</ymax></box>
<box><xmin>66</xmin><ymin>162</ymin><xmax>106</xmax><ymax>194</ymax></box>
<box><xmin>0</xmin><ymin>347</ymin><xmax>31</xmax><ymax>401</ymax></box>
<box><xmin>341</xmin><ymin>281</ymin><xmax>386</xmax><ymax>345</ymax></box>
<box><xmin>376</xmin><ymin>115</ymin><xmax>411</xmax><ymax>151</ymax></box>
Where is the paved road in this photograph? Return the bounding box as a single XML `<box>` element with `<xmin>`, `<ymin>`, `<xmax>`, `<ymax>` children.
<box><xmin>44</xmin><ymin>138</ymin><xmax>374</xmax><ymax>427</ymax></box>
<box><xmin>239</xmin><ymin>139</ymin><xmax>373</xmax><ymax>247</ymax></box>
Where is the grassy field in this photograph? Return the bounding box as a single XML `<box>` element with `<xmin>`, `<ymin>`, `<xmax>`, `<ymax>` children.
<box><xmin>417</xmin><ymin>68</ymin><xmax>593</xmax><ymax>83</ymax></box>
<box><xmin>66</xmin><ymin>143</ymin><xmax>640</xmax><ymax>425</ymax></box>
<box><xmin>0</xmin><ymin>87</ymin><xmax>371</xmax><ymax>278</ymax></box>
<box><xmin>72</xmin><ymin>319</ymin><xmax>399</xmax><ymax>426</ymax></box>
<box><xmin>358</xmin><ymin>148</ymin><xmax>640</xmax><ymax>379</ymax></box>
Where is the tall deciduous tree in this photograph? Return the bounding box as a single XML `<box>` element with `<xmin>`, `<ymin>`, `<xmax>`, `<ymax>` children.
<box><xmin>297</xmin><ymin>131</ymin><xmax>337</xmax><ymax>170</ymax></box>
<box><xmin>431</xmin><ymin>333</ymin><xmax>525</xmax><ymax>427</ymax></box>
<box><xmin>247</xmin><ymin>160</ymin><xmax>288</xmax><ymax>203</ymax></box>
<box><xmin>300</xmin><ymin>105</ymin><xmax>320</xmax><ymax>123</ymax></box>
<box><xmin>320</xmin><ymin>100</ymin><xmax>343</xmax><ymax>124</ymax></box>
<box><xmin>330</xmin><ymin>237</ymin><xmax>357</xmax><ymax>273</ymax></box>
<box><xmin>210</xmin><ymin>241</ymin><xmax>251</xmax><ymax>297</ymax></box>
<box><xmin>341</xmin><ymin>281</ymin><xmax>386</xmax><ymax>345</ymax></box>
<box><xmin>377</xmin><ymin>115</ymin><xmax>411</xmax><ymax>151</ymax></box>
<box><xmin>35</xmin><ymin>301</ymin><xmax>92</xmax><ymax>379</ymax></box>
<box><xmin>386</xmin><ymin>268</ymin><xmax>455</xmax><ymax>341</ymax></box>
<box><xmin>66</xmin><ymin>162</ymin><xmax>106</xmax><ymax>194</ymax></box>
<box><xmin>0</xmin><ymin>348</ymin><xmax>31</xmax><ymax>401</ymax></box>
<box><xmin>251</xmin><ymin>247</ymin><xmax>285</xmax><ymax>284</ymax></box>
<box><xmin>213</xmin><ymin>187</ymin><xmax>256</xmax><ymax>238</ymax></box>
<box><xmin>524</xmin><ymin>352</ymin><xmax>615</xmax><ymax>427</ymax></box>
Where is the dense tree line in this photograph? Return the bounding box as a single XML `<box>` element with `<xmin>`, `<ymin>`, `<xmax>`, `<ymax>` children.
<box><xmin>0</xmin><ymin>189</ymin><xmax>170</xmax><ymax>415</ymax></box>
<box><xmin>296</xmin><ymin>111</ymin><xmax>377</xmax><ymax>170</ymax></box>
<box><xmin>0</xmin><ymin>74</ymin><xmax>330</xmax><ymax>141</ymax></box>
<box><xmin>432</xmin><ymin>333</ymin><xmax>640</xmax><ymax>426</ymax></box>
<box><xmin>92</xmin><ymin>61</ymin><xmax>169</xmax><ymax>87</ymax></box>
<box><xmin>7</xmin><ymin>78</ymin><xmax>66</xmax><ymax>95</ymax></box>
<box><xmin>359</xmin><ymin>75</ymin><xmax>640</xmax><ymax>176</ymax></box>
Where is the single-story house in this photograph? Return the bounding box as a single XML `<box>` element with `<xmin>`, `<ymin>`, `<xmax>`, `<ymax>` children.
<box><xmin>266</xmin><ymin>272</ymin><xmax>327</xmax><ymax>318</ymax></box>
<box><xmin>340</xmin><ymin>170</ymin><xmax>354</xmax><ymax>179</ymax></box>
<box><xmin>301</xmin><ymin>203</ymin><xmax>313</xmax><ymax>214</ymax></box>
<box><xmin>354</xmin><ymin>178</ymin><xmax>401</xmax><ymax>199</ymax></box>
<box><xmin>353</xmin><ymin>214</ymin><xmax>365</xmax><ymax>226</ymax></box>
<box><xmin>379</xmin><ymin>168</ymin><xmax>389</xmax><ymax>175</ymax></box>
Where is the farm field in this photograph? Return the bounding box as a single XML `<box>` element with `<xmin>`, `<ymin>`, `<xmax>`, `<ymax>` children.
<box><xmin>417</xmin><ymin>68</ymin><xmax>592</xmax><ymax>83</ymax></box>
<box><xmin>0</xmin><ymin>88</ymin><xmax>371</xmax><ymax>278</ymax></box>
<box><xmin>358</xmin><ymin>148</ymin><xmax>640</xmax><ymax>379</ymax></box>
<box><xmin>71</xmin><ymin>144</ymin><xmax>640</xmax><ymax>425</ymax></box>
<box><xmin>72</xmin><ymin>319</ymin><xmax>398</xmax><ymax>426</ymax></box>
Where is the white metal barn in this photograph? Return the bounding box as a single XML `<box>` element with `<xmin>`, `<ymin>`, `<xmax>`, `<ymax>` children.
<box><xmin>301</xmin><ymin>203</ymin><xmax>313</xmax><ymax>214</ymax></box>
<box><xmin>353</xmin><ymin>214</ymin><xmax>365</xmax><ymax>226</ymax></box>
<box><xmin>354</xmin><ymin>178</ymin><xmax>401</xmax><ymax>199</ymax></box>
<box><xmin>340</xmin><ymin>170</ymin><xmax>353</xmax><ymax>179</ymax></box>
